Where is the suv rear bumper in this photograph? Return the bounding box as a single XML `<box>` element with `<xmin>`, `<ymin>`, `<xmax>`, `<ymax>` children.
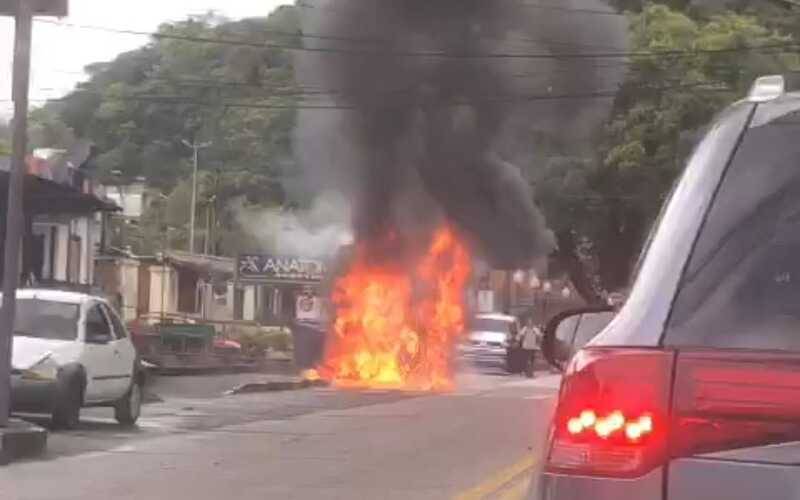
<box><xmin>535</xmin><ymin>468</ymin><xmax>663</xmax><ymax>500</ymax></box>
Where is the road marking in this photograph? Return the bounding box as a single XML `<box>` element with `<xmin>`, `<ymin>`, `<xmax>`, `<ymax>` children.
<box><xmin>453</xmin><ymin>454</ymin><xmax>538</xmax><ymax>500</ymax></box>
<box><xmin>498</xmin><ymin>474</ymin><xmax>534</xmax><ymax>500</ymax></box>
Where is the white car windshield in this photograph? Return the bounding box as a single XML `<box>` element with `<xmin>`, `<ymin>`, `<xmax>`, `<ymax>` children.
<box><xmin>471</xmin><ymin>318</ymin><xmax>512</xmax><ymax>333</ymax></box>
<box><xmin>14</xmin><ymin>299</ymin><xmax>80</xmax><ymax>341</ymax></box>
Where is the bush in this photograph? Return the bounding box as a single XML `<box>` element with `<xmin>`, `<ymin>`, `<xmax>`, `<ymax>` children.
<box><xmin>229</xmin><ymin>326</ymin><xmax>293</xmax><ymax>355</ymax></box>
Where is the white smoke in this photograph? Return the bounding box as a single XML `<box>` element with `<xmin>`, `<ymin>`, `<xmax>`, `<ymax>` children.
<box><xmin>235</xmin><ymin>191</ymin><xmax>353</xmax><ymax>258</ymax></box>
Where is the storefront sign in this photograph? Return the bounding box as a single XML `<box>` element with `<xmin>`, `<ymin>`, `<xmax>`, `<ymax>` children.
<box><xmin>237</xmin><ymin>254</ymin><xmax>326</xmax><ymax>283</ymax></box>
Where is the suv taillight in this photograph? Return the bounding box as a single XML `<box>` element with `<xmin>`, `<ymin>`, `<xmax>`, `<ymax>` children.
<box><xmin>545</xmin><ymin>348</ymin><xmax>675</xmax><ymax>478</ymax></box>
<box><xmin>671</xmin><ymin>351</ymin><xmax>800</xmax><ymax>458</ymax></box>
<box><xmin>547</xmin><ymin>348</ymin><xmax>800</xmax><ymax>479</ymax></box>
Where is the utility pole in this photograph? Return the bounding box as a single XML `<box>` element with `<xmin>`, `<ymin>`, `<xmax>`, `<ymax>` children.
<box><xmin>181</xmin><ymin>139</ymin><xmax>211</xmax><ymax>254</ymax></box>
<box><xmin>203</xmin><ymin>195</ymin><xmax>216</xmax><ymax>255</ymax></box>
<box><xmin>0</xmin><ymin>0</ymin><xmax>32</xmax><ymax>428</ymax></box>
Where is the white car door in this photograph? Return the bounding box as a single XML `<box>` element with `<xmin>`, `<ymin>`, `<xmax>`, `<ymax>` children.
<box><xmin>100</xmin><ymin>303</ymin><xmax>136</xmax><ymax>398</ymax></box>
<box><xmin>81</xmin><ymin>302</ymin><xmax>120</xmax><ymax>402</ymax></box>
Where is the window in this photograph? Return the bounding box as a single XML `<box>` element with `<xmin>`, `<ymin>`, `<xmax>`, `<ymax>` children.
<box><xmin>102</xmin><ymin>304</ymin><xmax>127</xmax><ymax>339</ymax></box>
<box><xmin>571</xmin><ymin>312</ymin><xmax>616</xmax><ymax>351</ymax></box>
<box><xmin>14</xmin><ymin>299</ymin><xmax>79</xmax><ymax>341</ymax></box>
<box><xmin>86</xmin><ymin>304</ymin><xmax>112</xmax><ymax>338</ymax></box>
<box><xmin>667</xmin><ymin>105</ymin><xmax>800</xmax><ymax>350</ymax></box>
<box><xmin>471</xmin><ymin>317</ymin><xmax>513</xmax><ymax>334</ymax></box>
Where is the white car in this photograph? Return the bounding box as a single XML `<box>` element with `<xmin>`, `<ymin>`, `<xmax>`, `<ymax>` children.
<box><xmin>462</xmin><ymin>313</ymin><xmax>518</xmax><ymax>357</ymax></box>
<box><xmin>10</xmin><ymin>289</ymin><xmax>143</xmax><ymax>429</ymax></box>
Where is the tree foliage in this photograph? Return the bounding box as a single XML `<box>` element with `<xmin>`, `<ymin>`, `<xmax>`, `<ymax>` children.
<box><xmin>537</xmin><ymin>3</ymin><xmax>800</xmax><ymax>294</ymax></box>
<box><xmin>33</xmin><ymin>6</ymin><xmax>302</xmax><ymax>256</ymax></box>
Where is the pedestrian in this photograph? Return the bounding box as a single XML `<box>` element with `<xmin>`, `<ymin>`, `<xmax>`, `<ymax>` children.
<box><xmin>521</xmin><ymin>318</ymin><xmax>541</xmax><ymax>378</ymax></box>
<box><xmin>520</xmin><ymin>318</ymin><xmax>539</xmax><ymax>378</ymax></box>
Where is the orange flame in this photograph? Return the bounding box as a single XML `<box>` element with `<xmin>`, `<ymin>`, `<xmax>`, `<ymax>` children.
<box><xmin>318</xmin><ymin>226</ymin><xmax>471</xmax><ymax>391</ymax></box>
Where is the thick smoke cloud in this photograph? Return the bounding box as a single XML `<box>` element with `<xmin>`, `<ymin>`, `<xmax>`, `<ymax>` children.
<box><xmin>294</xmin><ymin>0</ymin><xmax>627</xmax><ymax>268</ymax></box>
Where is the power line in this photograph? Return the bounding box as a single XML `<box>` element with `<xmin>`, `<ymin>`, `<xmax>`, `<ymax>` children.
<box><xmin>295</xmin><ymin>1</ymin><xmax>624</xmax><ymax>18</ymax></box>
<box><xmin>15</xmin><ymin>81</ymin><xmax>734</xmax><ymax>109</ymax></box>
<box><xmin>33</xmin><ymin>18</ymin><xmax>800</xmax><ymax>61</ymax></box>
<box><xmin>519</xmin><ymin>1</ymin><xmax>624</xmax><ymax>16</ymax></box>
<box><xmin>290</xmin><ymin>0</ymin><xmax>629</xmax><ymax>51</ymax></box>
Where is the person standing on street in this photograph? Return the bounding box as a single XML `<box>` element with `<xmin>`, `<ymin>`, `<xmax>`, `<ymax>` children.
<box><xmin>521</xmin><ymin>318</ymin><xmax>541</xmax><ymax>378</ymax></box>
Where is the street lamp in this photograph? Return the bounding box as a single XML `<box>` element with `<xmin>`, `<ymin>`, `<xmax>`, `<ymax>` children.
<box><xmin>204</xmin><ymin>194</ymin><xmax>217</xmax><ymax>255</ymax></box>
<box><xmin>181</xmin><ymin>139</ymin><xmax>212</xmax><ymax>254</ymax></box>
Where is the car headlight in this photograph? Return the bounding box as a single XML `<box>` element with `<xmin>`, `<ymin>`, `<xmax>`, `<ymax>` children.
<box><xmin>20</xmin><ymin>355</ymin><xmax>58</xmax><ymax>381</ymax></box>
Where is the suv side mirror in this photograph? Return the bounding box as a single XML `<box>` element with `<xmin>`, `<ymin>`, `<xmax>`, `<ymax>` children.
<box><xmin>85</xmin><ymin>323</ymin><xmax>112</xmax><ymax>344</ymax></box>
<box><xmin>542</xmin><ymin>306</ymin><xmax>616</xmax><ymax>372</ymax></box>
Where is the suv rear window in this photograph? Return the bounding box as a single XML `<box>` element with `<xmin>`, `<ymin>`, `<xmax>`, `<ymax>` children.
<box><xmin>666</xmin><ymin>104</ymin><xmax>800</xmax><ymax>350</ymax></box>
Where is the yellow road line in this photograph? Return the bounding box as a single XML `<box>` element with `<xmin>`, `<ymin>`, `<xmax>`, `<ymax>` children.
<box><xmin>453</xmin><ymin>455</ymin><xmax>538</xmax><ymax>500</ymax></box>
<box><xmin>497</xmin><ymin>474</ymin><xmax>533</xmax><ymax>500</ymax></box>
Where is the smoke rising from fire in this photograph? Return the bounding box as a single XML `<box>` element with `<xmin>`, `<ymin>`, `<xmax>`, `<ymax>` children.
<box><xmin>294</xmin><ymin>0</ymin><xmax>627</xmax><ymax>268</ymax></box>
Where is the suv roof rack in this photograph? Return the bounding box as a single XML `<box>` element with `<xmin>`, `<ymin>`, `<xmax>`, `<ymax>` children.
<box><xmin>748</xmin><ymin>75</ymin><xmax>786</xmax><ymax>102</ymax></box>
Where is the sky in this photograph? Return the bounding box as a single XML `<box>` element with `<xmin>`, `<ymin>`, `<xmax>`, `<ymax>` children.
<box><xmin>0</xmin><ymin>0</ymin><xmax>289</xmax><ymax>118</ymax></box>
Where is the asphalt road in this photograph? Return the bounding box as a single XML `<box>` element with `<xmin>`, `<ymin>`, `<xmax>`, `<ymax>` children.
<box><xmin>1</xmin><ymin>354</ymin><xmax>559</xmax><ymax>500</ymax></box>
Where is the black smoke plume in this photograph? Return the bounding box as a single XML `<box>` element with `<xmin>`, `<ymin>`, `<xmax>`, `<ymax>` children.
<box><xmin>294</xmin><ymin>0</ymin><xmax>626</xmax><ymax>268</ymax></box>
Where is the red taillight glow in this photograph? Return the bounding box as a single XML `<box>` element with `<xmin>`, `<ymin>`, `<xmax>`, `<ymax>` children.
<box><xmin>545</xmin><ymin>348</ymin><xmax>674</xmax><ymax>478</ymax></box>
<box><xmin>671</xmin><ymin>351</ymin><xmax>800</xmax><ymax>458</ymax></box>
<box><xmin>564</xmin><ymin>409</ymin><xmax>654</xmax><ymax>442</ymax></box>
<box><xmin>548</xmin><ymin>348</ymin><xmax>800</xmax><ymax>479</ymax></box>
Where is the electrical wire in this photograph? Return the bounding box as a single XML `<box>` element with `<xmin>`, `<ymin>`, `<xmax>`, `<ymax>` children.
<box><xmin>11</xmin><ymin>80</ymin><xmax>734</xmax><ymax>109</ymax></box>
<box><xmin>33</xmin><ymin>18</ymin><xmax>800</xmax><ymax>61</ymax></box>
<box><xmin>295</xmin><ymin>1</ymin><xmax>625</xmax><ymax>18</ymax></box>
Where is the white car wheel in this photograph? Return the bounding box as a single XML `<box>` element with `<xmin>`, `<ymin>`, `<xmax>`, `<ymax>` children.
<box><xmin>114</xmin><ymin>381</ymin><xmax>142</xmax><ymax>426</ymax></box>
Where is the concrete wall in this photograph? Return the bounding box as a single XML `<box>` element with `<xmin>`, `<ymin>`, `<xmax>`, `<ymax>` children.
<box><xmin>148</xmin><ymin>264</ymin><xmax>178</xmax><ymax>317</ymax></box>
<box><xmin>54</xmin><ymin>224</ymin><xmax>69</xmax><ymax>281</ymax></box>
<box><xmin>118</xmin><ymin>258</ymin><xmax>139</xmax><ymax>321</ymax></box>
<box><xmin>243</xmin><ymin>286</ymin><xmax>256</xmax><ymax>321</ymax></box>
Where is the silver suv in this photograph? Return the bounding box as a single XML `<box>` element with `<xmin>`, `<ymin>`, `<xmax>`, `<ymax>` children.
<box><xmin>536</xmin><ymin>75</ymin><xmax>800</xmax><ymax>500</ymax></box>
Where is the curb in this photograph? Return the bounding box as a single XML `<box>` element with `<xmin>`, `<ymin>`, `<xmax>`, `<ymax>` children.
<box><xmin>0</xmin><ymin>419</ymin><xmax>47</xmax><ymax>465</ymax></box>
<box><xmin>228</xmin><ymin>378</ymin><xmax>329</xmax><ymax>395</ymax></box>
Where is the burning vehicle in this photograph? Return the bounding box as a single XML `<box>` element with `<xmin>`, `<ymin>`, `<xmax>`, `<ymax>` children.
<box><xmin>314</xmin><ymin>226</ymin><xmax>470</xmax><ymax>390</ymax></box>
<box><xmin>295</xmin><ymin>0</ymin><xmax>625</xmax><ymax>391</ymax></box>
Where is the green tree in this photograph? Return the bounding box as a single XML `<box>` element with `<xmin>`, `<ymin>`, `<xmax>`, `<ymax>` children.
<box><xmin>29</xmin><ymin>107</ymin><xmax>76</xmax><ymax>151</ymax></box>
<box><xmin>32</xmin><ymin>6</ymin><xmax>302</xmax><ymax>256</ymax></box>
<box><xmin>0</xmin><ymin>121</ymin><xmax>10</xmax><ymax>155</ymax></box>
<box><xmin>539</xmin><ymin>4</ymin><xmax>800</xmax><ymax>294</ymax></box>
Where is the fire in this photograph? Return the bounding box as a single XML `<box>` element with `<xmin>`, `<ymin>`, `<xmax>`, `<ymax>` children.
<box><xmin>317</xmin><ymin>226</ymin><xmax>471</xmax><ymax>391</ymax></box>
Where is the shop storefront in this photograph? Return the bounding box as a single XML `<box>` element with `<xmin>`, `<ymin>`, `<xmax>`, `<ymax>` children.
<box><xmin>235</xmin><ymin>254</ymin><xmax>329</xmax><ymax>326</ymax></box>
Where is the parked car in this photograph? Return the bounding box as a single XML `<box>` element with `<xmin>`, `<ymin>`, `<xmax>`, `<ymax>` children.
<box><xmin>10</xmin><ymin>289</ymin><xmax>143</xmax><ymax>429</ymax></box>
<box><xmin>462</xmin><ymin>313</ymin><xmax>518</xmax><ymax>359</ymax></box>
<box><xmin>534</xmin><ymin>75</ymin><xmax>800</xmax><ymax>499</ymax></box>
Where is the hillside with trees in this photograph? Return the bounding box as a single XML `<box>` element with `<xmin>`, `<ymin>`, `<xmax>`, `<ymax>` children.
<box><xmin>23</xmin><ymin>0</ymin><xmax>800</xmax><ymax>299</ymax></box>
<box><xmin>536</xmin><ymin>1</ymin><xmax>800</xmax><ymax>298</ymax></box>
<box><xmin>29</xmin><ymin>6</ymin><xmax>302</xmax><ymax>255</ymax></box>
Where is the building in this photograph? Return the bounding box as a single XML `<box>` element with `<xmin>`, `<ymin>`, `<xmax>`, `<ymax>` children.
<box><xmin>95</xmin><ymin>249</ymin><xmax>331</xmax><ymax>330</ymax></box>
<box><xmin>0</xmin><ymin>145</ymin><xmax>118</xmax><ymax>290</ymax></box>
<box><xmin>96</xmin><ymin>178</ymin><xmax>150</xmax><ymax>221</ymax></box>
<box><xmin>96</xmin><ymin>250</ymin><xmax>258</xmax><ymax>325</ymax></box>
